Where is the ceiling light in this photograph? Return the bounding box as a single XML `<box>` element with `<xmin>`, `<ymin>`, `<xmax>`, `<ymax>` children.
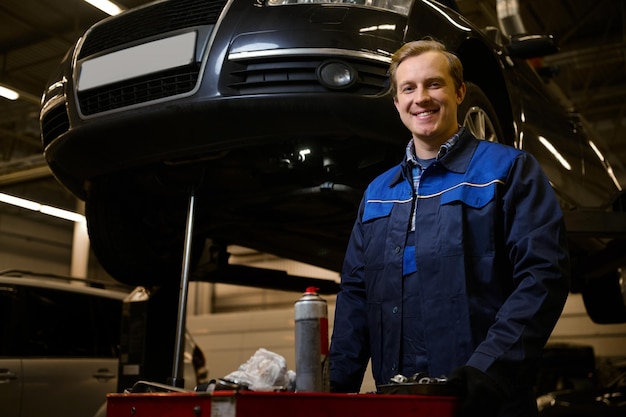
<box><xmin>0</xmin><ymin>192</ymin><xmax>85</xmax><ymax>223</ymax></box>
<box><xmin>0</xmin><ymin>85</ymin><xmax>19</xmax><ymax>100</ymax></box>
<box><xmin>588</xmin><ymin>139</ymin><xmax>605</xmax><ymax>162</ymax></box>
<box><xmin>40</xmin><ymin>205</ymin><xmax>86</xmax><ymax>222</ymax></box>
<box><xmin>0</xmin><ymin>193</ymin><xmax>40</xmax><ymax>211</ymax></box>
<box><xmin>84</xmin><ymin>0</ymin><xmax>125</xmax><ymax>16</ymax></box>
<box><xmin>538</xmin><ymin>136</ymin><xmax>572</xmax><ymax>171</ymax></box>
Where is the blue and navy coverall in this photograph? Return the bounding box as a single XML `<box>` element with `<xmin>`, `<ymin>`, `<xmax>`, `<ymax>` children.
<box><xmin>329</xmin><ymin>129</ymin><xmax>570</xmax><ymax>413</ymax></box>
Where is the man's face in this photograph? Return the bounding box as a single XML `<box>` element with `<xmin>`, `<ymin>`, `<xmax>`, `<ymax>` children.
<box><xmin>393</xmin><ymin>51</ymin><xmax>465</xmax><ymax>152</ymax></box>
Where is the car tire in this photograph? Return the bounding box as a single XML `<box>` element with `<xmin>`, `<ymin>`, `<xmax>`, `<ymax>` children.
<box><xmin>85</xmin><ymin>175</ymin><xmax>206</xmax><ymax>286</ymax></box>
<box><xmin>458</xmin><ymin>82</ymin><xmax>504</xmax><ymax>143</ymax></box>
<box><xmin>582</xmin><ymin>270</ymin><xmax>626</xmax><ymax>324</ymax></box>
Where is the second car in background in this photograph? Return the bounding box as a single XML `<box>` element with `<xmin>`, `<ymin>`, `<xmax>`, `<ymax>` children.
<box><xmin>0</xmin><ymin>269</ymin><xmax>208</xmax><ymax>417</ymax></box>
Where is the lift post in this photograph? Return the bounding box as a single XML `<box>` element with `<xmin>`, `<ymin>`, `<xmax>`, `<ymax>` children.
<box><xmin>167</xmin><ymin>187</ymin><xmax>197</xmax><ymax>388</ymax></box>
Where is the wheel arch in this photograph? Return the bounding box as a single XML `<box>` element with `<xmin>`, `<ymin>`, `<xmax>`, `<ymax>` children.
<box><xmin>456</xmin><ymin>38</ymin><xmax>516</xmax><ymax>146</ymax></box>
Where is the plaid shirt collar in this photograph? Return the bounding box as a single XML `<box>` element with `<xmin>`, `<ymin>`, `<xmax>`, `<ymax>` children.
<box><xmin>405</xmin><ymin>127</ymin><xmax>464</xmax><ymax>166</ymax></box>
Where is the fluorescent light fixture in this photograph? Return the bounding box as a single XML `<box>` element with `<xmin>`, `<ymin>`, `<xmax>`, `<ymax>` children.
<box><xmin>588</xmin><ymin>140</ymin><xmax>622</xmax><ymax>191</ymax></box>
<box><xmin>0</xmin><ymin>85</ymin><xmax>19</xmax><ymax>100</ymax></box>
<box><xmin>588</xmin><ymin>140</ymin><xmax>605</xmax><ymax>162</ymax></box>
<box><xmin>606</xmin><ymin>165</ymin><xmax>623</xmax><ymax>192</ymax></box>
<box><xmin>360</xmin><ymin>24</ymin><xmax>397</xmax><ymax>33</ymax></box>
<box><xmin>0</xmin><ymin>192</ymin><xmax>85</xmax><ymax>223</ymax></box>
<box><xmin>0</xmin><ymin>193</ymin><xmax>40</xmax><ymax>210</ymax></box>
<box><xmin>40</xmin><ymin>206</ymin><xmax>86</xmax><ymax>222</ymax></box>
<box><xmin>84</xmin><ymin>0</ymin><xmax>125</xmax><ymax>16</ymax></box>
<box><xmin>538</xmin><ymin>136</ymin><xmax>572</xmax><ymax>171</ymax></box>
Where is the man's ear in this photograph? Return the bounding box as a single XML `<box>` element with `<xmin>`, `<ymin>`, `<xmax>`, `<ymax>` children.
<box><xmin>393</xmin><ymin>95</ymin><xmax>400</xmax><ymax>112</ymax></box>
<box><xmin>456</xmin><ymin>83</ymin><xmax>467</xmax><ymax>104</ymax></box>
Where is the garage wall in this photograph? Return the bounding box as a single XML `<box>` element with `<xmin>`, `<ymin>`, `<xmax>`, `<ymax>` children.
<box><xmin>550</xmin><ymin>293</ymin><xmax>626</xmax><ymax>357</ymax></box>
<box><xmin>0</xmin><ymin>210</ymin><xmax>75</xmax><ymax>274</ymax></box>
<box><xmin>0</xmin><ymin>209</ymin><xmax>110</xmax><ymax>279</ymax></box>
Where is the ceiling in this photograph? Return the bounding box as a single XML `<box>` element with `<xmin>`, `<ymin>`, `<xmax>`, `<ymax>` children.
<box><xmin>0</xmin><ymin>0</ymin><xmax>624</xmax><ymax>215</ymax></box>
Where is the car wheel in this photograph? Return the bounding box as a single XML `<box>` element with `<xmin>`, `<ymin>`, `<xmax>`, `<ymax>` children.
<box><xmin>85</xmin><ymin>175</ymin><xmax>206</xmax><ymax>286</ymax></box>
<box><xmin>458</xmin><ymin>82</ymin><xmax>504</xmax><ymax>143</ymax></box>
<box><xmin>582</xmin><ymin>269</ymin><xmax>626</xmax><ymax>324</ymax></box>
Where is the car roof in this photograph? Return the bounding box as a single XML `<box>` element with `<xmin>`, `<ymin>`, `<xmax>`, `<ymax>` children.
<box><xmin>0</xmin><ymin>268</ymin><xmax>133</xmax><ymax>300</ymax></box>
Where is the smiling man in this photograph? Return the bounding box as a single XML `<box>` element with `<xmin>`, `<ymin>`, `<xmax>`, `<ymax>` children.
<box><xmin>328</xmin><ymin>39</ymin><xmax>570</xmax><ymax>417</ymax></box>
<box><xmin>392</xmin><ymin>45</ymin><xmax>465</xmax><ymax>157</ymax></box>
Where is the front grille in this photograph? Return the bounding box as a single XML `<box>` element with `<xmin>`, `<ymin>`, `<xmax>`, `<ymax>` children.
<box><xmin>41</xmin><ymin>103</ymin><xmax>70</xmax><ymax>148</ymax></box>
<box><xmin>222</xmin><ymin>56</ymin><xmax>390</xmax><ymax>95</ymax></box>
<box><xmin>79</xmin><ymin>0</ymin><xmax>227</xmax><ymax>59</ymax></box>
<box><xmin>78</xmin><ymin>64</ymin><xmax>200</xmax><ymax>116</ymax></box>
<box><xmin>75</xmin><ymin>0</ymin><xmax>227</xmax><ymax>115</ymax></box>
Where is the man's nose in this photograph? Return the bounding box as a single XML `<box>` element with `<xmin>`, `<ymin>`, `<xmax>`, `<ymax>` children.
<box><xmin>414</xmin><ymin>86</ymin><xmax>430</xmax><ymax>103</ymax></box>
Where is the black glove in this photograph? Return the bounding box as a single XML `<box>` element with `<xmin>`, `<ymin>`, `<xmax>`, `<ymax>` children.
<box><xmin>448</xmin><ymin>366</ymin><xmax>507</xmax><ymax>417</ymax></box>
<box><xmin>329</xmin><ymin>381</ymin><xmax>359</xmax><ymax>393</ymax></box>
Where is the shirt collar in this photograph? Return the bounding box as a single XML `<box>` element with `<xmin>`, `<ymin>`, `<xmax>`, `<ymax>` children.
<box><xmin>405</xmin><ymin>127</ymin><xmax>464</xmax><ymax>166</ymax></box>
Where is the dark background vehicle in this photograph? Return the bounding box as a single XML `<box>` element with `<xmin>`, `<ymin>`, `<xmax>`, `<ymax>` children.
<box><xmin>0</xmin><ymin>269</ymin><xmax>208</xmax><ymax>417</ymax></box>
<box><xmin>535</xmin><ymin>343</ymin><xmax>598</xmax><ymax>397</ymax></box>
<box><xmin>537</xmin><ymin>365</ymin><xmax>626</xmax><ymax>417</ymax></box>
<box><xmin>535</xmin><ymin>344</ymin><xmax>626</xmax><ymax>416</ymax></box>
<box><xmin>38</xmin><ymin>0</ymin><xmax>626</xmax><ymax>322</ymax></box>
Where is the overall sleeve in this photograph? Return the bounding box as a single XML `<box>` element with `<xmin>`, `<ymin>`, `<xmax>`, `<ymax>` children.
<box><xmin>466</xmin><ymin>152</ymin><xmax>570</xmax><ymax>389</ymax></box>
<box><xmin>329</xmin><ymin>196</ymin><xmax>371</xmax><ymax>393</ymax></box>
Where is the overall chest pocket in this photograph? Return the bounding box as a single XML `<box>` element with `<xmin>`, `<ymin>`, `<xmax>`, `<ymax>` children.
<box><xmin>435</xmin><ymin>182</ymin><xmax>499</xmax><ymax>256</ymax></box>
<box><xmin>362</xmin><ymin>201</ymin><xmax>394</xmax><ymax>271</ymax></box>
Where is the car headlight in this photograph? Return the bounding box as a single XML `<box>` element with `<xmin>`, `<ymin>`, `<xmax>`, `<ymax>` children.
<box><xmin>317</xmin><ymin>61</ymin><xmax>357</xmax><ymax>89</ymax></box>
<box><xmin>536</xmin><ymin>393</ymin><xmax>557</xmax><ymax>411</ymax></box>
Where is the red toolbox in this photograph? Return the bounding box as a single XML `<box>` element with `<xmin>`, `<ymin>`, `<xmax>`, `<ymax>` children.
<box><xmin>107</xmin><ymin>389</ymin><xmax>458</xmax><ymax>417</ymax></box>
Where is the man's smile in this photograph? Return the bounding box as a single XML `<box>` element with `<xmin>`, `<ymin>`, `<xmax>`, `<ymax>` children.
<box><xmin>414</xmin><ymin>109</ymin><xmax>438</xmax><ymax>118</ymax></box>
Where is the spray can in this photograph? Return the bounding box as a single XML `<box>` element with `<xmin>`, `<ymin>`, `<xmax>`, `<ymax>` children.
<box><xmin>294</xmin><ymin>286</ymin><xmax>329</xmax><ymax>392</ymax></box>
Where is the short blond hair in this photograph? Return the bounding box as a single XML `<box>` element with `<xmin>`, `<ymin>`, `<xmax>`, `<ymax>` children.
<box><xmin>389</xmin><ymin>39</ymin><xmax>464</xmax><ymax>97</ymax></box>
